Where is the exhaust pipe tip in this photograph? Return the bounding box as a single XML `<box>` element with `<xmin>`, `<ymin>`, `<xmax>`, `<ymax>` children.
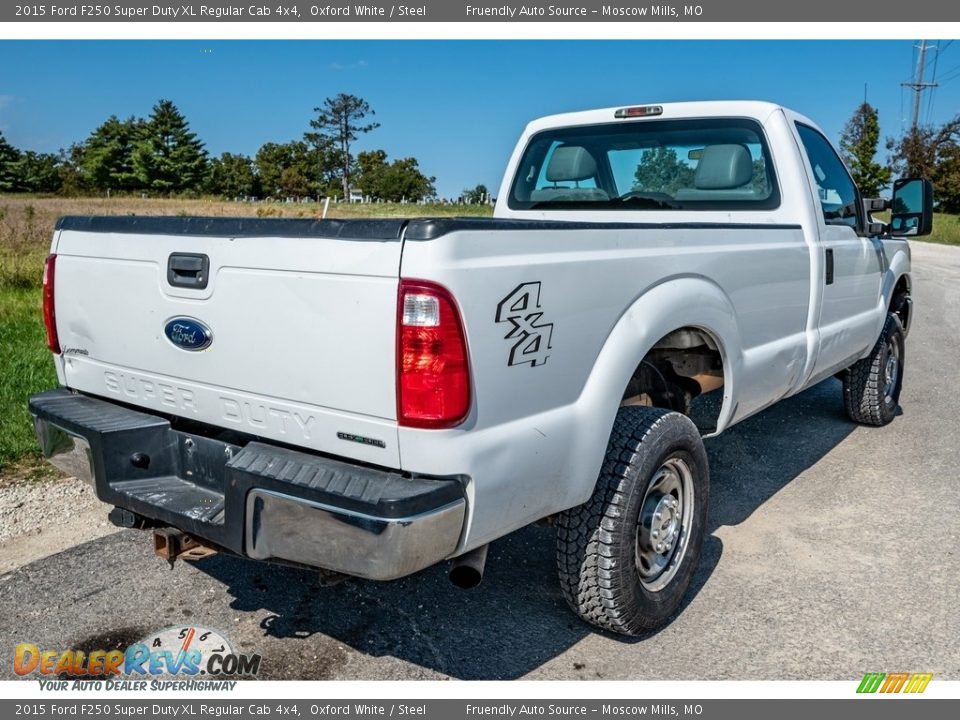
<box><xmin>448</xmin><ymin>544</ymin><xmax>488</xmax><ymax>590</ymax></box>
<box><xmin>449</xmin><ymin>565</ymin><xmax>483</xmax><ymax>590</ymax></box>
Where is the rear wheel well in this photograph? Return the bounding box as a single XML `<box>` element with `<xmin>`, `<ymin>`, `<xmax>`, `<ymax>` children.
<box><xmin>621</xmin><ymin>327</ymin><xmax>725</xmax><ymax>434</ymax></box>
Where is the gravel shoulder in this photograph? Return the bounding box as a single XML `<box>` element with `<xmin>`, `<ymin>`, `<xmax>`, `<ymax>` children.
<box><xmin>0</xmin><ymin>475</ymin><xmax>118</xmax><ymax>576</ymax></box>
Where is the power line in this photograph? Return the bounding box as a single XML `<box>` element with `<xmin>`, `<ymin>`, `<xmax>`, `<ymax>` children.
<box><xmin>939</xmin><ymin>62</ymin><xmax>960</xmax><ymax>84</ymax></box>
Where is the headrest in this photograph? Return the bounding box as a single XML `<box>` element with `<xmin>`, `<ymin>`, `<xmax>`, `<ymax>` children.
<box><xmin>695</xmin><ymin>144</ymin><xmax>753</xmax><ymax>190</ymax></box>
<box><xmin>546</xmin><ymin>146</ymin><xmax>598</xmax><ymax>183</ymax></box>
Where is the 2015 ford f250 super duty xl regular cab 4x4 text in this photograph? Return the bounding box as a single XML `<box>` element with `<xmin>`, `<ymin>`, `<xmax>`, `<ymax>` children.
<box><xmin>29</xmin><ymin>101</ymin><xmax>932</xmax><ymax>635</ymax></box>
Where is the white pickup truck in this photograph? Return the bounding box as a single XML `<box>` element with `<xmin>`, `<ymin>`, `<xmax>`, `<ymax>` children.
<box><xmin>30</xmin><ymin>101</ymin><xmax>931</xmax><ymax>635</ymax></box>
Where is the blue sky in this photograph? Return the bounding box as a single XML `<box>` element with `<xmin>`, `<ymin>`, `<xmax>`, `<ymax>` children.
<box><xmin>1</xmin><ymin>40</ymin><xmax>959</xmax><ymax>197</ymax></box>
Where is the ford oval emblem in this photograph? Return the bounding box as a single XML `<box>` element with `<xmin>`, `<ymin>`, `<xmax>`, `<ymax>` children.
<box><xmin>164</xmin><ymin>317</ymin><xmax>213</xmax><ymax>352</ymax></box>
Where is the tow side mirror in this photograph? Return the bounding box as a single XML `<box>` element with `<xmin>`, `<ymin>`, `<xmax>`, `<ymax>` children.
<box><xmin>889</xmin><ymin>178</ymin><xmax>934</xmax><ymax>237</ymax></box>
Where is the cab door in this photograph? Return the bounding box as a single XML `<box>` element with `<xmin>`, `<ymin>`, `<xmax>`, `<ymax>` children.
<box><xmin>794</xmin><ymin>123</ymin><xmax>884</xmax><ymax>379</ymax></box>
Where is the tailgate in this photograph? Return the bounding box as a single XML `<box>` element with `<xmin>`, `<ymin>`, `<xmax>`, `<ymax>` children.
<box><xmin>51</xmin><ymin>216</ymin><xmax>405</xmax><ymax>467</ymax></box>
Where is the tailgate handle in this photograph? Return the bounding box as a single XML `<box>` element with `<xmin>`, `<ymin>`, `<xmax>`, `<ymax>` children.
<box><xmin>167</xmin><ymin>253</ymin><xmax>210</xmax><ymax>289</ymax></box>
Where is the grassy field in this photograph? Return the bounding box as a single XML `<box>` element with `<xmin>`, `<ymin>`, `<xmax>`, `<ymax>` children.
<box><xmin>0</xmin><ymin>195</ymin><xmax>957</xmax><ymax>475</ymax></box>
<box><xmin>927</xmin><ymin>212</ymin><xmax>960</xmax><ymax>245</ymax></box>
<box><xmin>0</xmin><ymin>195</ymin><xmax>494</xmax><ymax>290</ymax></box>
<box><xmin>0</xmin><ymin>195</ymin><xmax>493</xmax><ymax>475</ymax></box>
<box><xmin>0</xmin><ymin>287</ymin><xmax>59</xmax><ymax>478</ymax></box>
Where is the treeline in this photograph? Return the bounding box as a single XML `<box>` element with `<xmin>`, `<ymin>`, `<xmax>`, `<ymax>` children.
<box><xmin>839</xmin><ymin>102</ymin><xmax>960</xmax><ymax>212</ymax></box>
<box><xmin>0</xmin><ymin>93</ymin><xmax>438</xmax><ymax>202</ymax></box>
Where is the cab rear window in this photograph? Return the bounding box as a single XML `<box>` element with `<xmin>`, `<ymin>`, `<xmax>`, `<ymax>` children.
<box><xmin>508</xmin><ymin>117</ymin><xmax>779</xmax><ymax>211</ymax></box>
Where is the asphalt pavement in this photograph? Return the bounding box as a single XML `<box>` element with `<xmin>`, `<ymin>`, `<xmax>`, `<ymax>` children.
<box><xmin>1</xmin><ymin>240</ymin><xmax>957</xmax><ymax>681</ymax></box>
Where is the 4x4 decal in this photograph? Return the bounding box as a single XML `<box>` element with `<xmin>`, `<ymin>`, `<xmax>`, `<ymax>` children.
<box><xmin>495</xmin><ymin>282</ymin><xmax>554</xmax><ymax>367</ymax></box>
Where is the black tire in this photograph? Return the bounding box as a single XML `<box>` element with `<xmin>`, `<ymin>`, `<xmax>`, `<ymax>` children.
<box><xmin>843</xmin><ymin>313</ymin><xmax>905</xmax><ymax>427</ymax></box>
<box><xmin>556</xmin><ymin>406</ymin><xmax>709</xmax><ymax>636</ymax></box>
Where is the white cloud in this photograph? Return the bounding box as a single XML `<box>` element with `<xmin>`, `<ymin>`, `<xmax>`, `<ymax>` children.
<box><xmin>329</xmin><ymin>60</ymin><xmax>369</xmax><ymax>71</ymax></box>
<box><xmin>0</xmin><ymin>95</ymin><xmax>16</xmax><ymax>110</ymax></box>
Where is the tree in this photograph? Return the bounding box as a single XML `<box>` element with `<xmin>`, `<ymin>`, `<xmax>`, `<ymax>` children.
<box><xmin>355</xmin><ymin>149</ymin><xmax>435</xmax><ymax>202</ymax></box>
<box><xmin>355</xmin><ymin>149</ymin><xmax>388</xmax><ymax>198</ymax></box>
<box><xmin>935</xmin><ymin>142</ymin><xmax>960</xmax><ymax>214</ymax></box>
<box><xmin>132</xmin><ymin>99</ymin><xmax>208</xmax><ymax>193</ymax></box>
<box><xmin>633</xmin><ymin>147</ymin><xmax>695</xmax><ymax>195</ymax></box>
<box><xmin>379</xmin><ymin>156</ymin><xmax>435</xmax><ymax>202</ymax></box>
<box><xmin>58</xmin><ymin>143</ymin><xmax>90</xmax><ymax>196</ymax></box>
<box><xmin>82</xmin><ymin>116</ymin><xmax>143</xmax><ymax>193</ymax></box>
<box><xmin>888</xmin><ymin>116</ymin><xmax>960</xmax><ymax>213</ymax></box>
<box><xmin>0</xmin><ymin>132</ymin><xmax>20</xmax><ymax>192</ymax></box>
<box><xmin>305</xmin><ymin>93</ymin><xmax>379</xmax><ymax>199</ymax></box>
<box><xmin>279</xmin><ymin>166</ymin><xmax>313</xmax><ymax>197</ymax></box>
<box><xmin>463</xmin><ymin>183</ymin><xmax>489</xmax><ymax>204</ymax></box>
<box><xmin>13</xmin><ymin>151</ymin><xmax>62</xmax><ymax>193</ymax></box>
<box><xmin>255</xmin><ymin>141</ymin><xmax>317</xmax><ymax>197</ymax></box>
<box><xmin>839</xmin><ymin>103</ymin><xmax>891</xmax><ymax>197</ymax></box>
<box><xmin>207</xmin><ymin>152</ymin><xmax>259</xmax><ymax>198</ymax></box>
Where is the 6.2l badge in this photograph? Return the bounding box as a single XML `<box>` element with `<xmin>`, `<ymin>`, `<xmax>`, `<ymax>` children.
<box><xmin>164</xmin><ymin>317</ymin><xmax>213</xmax><ymax>352</ymax></box>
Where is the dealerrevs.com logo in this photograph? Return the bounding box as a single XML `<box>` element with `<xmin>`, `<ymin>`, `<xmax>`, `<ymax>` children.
<box><xmin>14</xmin><ymin>626</ymin><xmax>261</xmax><ymax>687</ymax></box>
<box><xmin>857</xmin><ymin>672</ymin><xmax>933</xmax><ymax>694</ymax></box>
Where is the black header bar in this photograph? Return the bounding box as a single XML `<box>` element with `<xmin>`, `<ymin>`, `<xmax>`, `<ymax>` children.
<box><xmin>5</xmin><ymin>1</ymin><xmax>959</xmax><ymax>23</ymax></box>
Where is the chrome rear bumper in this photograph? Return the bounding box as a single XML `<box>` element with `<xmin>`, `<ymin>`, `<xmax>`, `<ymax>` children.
<box><xmin>33</xmin><ymin>416</ymin><xmax>95</xmax><ymax>485</ymax></box>
<box><xmin>246</xmin><ymin>490</ymin><xmax>465</xmax><ymax>580</ymax></box>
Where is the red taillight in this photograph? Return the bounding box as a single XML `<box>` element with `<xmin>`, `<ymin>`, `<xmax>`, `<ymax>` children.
<box><xmin>397</xmin><ymin>279</ymin><xmax>470</xmax><ymax>428</ymax></box>
<box><xmin>42</xmin><ymin>254</ymin><xmax>60</xmax><ymax>355</ymax></box>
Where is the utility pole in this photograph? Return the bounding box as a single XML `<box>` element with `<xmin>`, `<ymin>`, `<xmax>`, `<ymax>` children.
<box><xmin>902</xmin><ymin>40</ymin><xmax>938</xmax><ymax>131</ymax></box>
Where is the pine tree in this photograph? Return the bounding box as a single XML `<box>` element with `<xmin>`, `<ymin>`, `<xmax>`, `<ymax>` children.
<box><xmin>133</xmin><ymin>99</ymin><xmax>208</xmax><ymax>193</ymax></box>
<box><xmin>839</xmin><ymin>103</ymin><xmax>891</xmax><ymax>197</ymax></box>
<box><xmin>304</xmin><ymin>94</ymin><xmax>379</xmax><ymax>199</ymax></box>
<box><xmin>58</xmin><ymin>143</ymin><xmax>90</xmax><ymax>196</ymax></box>
<box><xmin>82</xmin><ymin>116</ymin><xmax>143</xmax><ymax>193</ymax></box>
<box><xmin>14</xmin><ymin>151</ymin><xmax>62</xmax><ymax>193</ymax></box>
<box><xmin>0</xmin><ymin>131</ymin><xmax>21</xmax><ymax>192</ymax></box>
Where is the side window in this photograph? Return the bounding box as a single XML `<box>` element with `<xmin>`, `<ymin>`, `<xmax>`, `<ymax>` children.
<box><xmin>796</xmin><ymin>124</ymin><xmax>860</xmax><ymax>229</ymax></box>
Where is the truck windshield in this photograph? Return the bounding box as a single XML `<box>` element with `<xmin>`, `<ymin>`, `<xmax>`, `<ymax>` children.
<box><xmin>508</xmin><ymin>117</ymin><xmax>779</xmax><ymax>211</ymax></box>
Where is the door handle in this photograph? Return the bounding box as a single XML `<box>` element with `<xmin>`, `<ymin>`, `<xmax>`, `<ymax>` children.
<box><xmin>167</xmin><ymin>253</ymin><xmax>210</xmax><ymax>289</ymax></box>
<box><xmin>825</xmin><ymin>248</ymin><xmax>834</xmax><ymax>285</ymax></box>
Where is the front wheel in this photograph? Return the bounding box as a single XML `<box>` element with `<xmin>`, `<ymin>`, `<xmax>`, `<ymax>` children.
<box><xmin>843</xmin><ymin>313</ymin><xmax>905</xmax><ymax>426</ymax></box>
<box><xmin>556</xmin><ymin>406</ymin><xmax>709</xmax><ymax>635</ymax></box>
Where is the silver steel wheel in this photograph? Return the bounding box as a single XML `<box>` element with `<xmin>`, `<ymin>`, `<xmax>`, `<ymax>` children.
<box><xmin>883</xmin><ymin>339</ymin><xmax>901</xmax><ymax>403</ymax></box>
<box><xmin>635</xmin><ymin>455</ymin><xmax>695</xmax><ymax>592</ymax></box>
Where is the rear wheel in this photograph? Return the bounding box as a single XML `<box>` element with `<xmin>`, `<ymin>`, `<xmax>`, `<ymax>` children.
<box><xmin>843</xmin><ymin>313</ymin><xmax>905</xmax><ymax>426</ymax></box>
<box><xmin>556</xmin><ymin>406</ymin><xmax>709</xmax><ymax>635</ymax></box>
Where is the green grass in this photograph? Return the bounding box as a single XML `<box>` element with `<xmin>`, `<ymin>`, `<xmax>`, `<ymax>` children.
<box><xmin>922</xmin><ymin>213</ymin><xmax>960</xmax><ymax>245</ymax></box>
<box><xmin>0</xmin><ymin>287</ymin><xmax>58</xmax><ymax>473</ymax></box>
